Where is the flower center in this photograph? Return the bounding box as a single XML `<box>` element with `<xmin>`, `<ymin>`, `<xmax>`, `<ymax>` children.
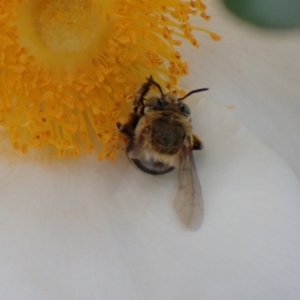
<box><xmin>15</xmin><ymin>0</ymin><xmax>112</xmax><ymax>71</ymax></box>
<box><xmin>38</xmin><ymin>0</ymin><xmax>100</xmax><ymax>52</ymax></box>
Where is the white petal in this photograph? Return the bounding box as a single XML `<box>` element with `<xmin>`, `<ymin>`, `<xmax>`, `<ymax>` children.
<box><xmin>182</xmin><ymin>0</ymin><xmax>300</xmax><ymax>178</ymax></box>
<box><xmin>0</xmin><ymin>96</ymin><xmax>299</xmax><ymax>299</ymax></box>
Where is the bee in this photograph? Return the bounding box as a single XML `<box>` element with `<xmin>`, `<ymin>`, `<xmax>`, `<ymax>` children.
<box><xmin>117</xmin><ymin>76</ymin><xmax>208</xmax><ymax>230</ymax></box>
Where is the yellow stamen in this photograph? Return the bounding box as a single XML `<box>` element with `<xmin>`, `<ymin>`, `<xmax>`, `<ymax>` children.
<box><xmin>0</xmin><ymin>0</ymin><xmax>220</xmax><ymax>161</ymax></box>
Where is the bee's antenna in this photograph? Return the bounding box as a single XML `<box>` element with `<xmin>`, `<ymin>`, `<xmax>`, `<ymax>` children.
<box><xmin>148</xmin><ymin>76</ymin><xmax>164</xmax><ymax>98</ymax></box>
<box><xmin>178</xmin><ymin>88</ymin><xmax>209</xmax><ymax>101</ymax></box>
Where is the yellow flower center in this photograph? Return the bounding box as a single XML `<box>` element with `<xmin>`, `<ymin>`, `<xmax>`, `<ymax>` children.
<box><xmin>15</xmin><ymin>0</ymin><xmax>112</xmax><ymax>71</ymax></box>
<box><xmin>1</xmin><ymin>0</ymin><xmax>220</xmax><ymax>161</ymax></box>
<box><xmin>38</xmin><ymin>0</ymin><xmax>100</xmax><ymax>52</ymax></box>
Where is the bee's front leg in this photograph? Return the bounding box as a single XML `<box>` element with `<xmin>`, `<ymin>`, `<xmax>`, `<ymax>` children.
<box><xmin>192</xmin><ymin>134</ymin><xmax>203</xmax><ymax>150</ymax></box>
<box><xmin>117</xmin><ymin>113</ymin><xmax>140</xmax><ymax>139</ymax></box>
<box><xmin>133</xmin><ymin>78</ymin><xmax>152</xmax><ymax>107</ymax></box>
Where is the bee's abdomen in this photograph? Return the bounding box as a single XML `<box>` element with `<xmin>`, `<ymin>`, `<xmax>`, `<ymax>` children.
<box><xmin>150</xmin><ymin>116</ymin><xmax>186</xmax><ymax>154</ymax></box>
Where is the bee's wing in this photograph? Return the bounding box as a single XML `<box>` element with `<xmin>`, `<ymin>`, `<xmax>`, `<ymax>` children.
<box><xmin>174</xmin><ymin>150</ymin><xmax>203</xmax><ymax>230</ymax></box>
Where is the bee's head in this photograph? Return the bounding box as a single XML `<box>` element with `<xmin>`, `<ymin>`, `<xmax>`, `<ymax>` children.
<box><xmin>144</xmin><ymin>96</ymin><xmax>166</xmax><ymax>109</ymax></box>
<box><xmin>141</xmin><ymin>76</ymin><xmax>209</xmax><ymax>115</ymax></box>
<box><xmin>142</xmin><ymin>94</ymin><xmax>185</xmax><ymax>115</ymax></box>
<box><xmin>178</xmin><ymin>102</ymin><xmax>191</xmax><ymax>115</ymax></box>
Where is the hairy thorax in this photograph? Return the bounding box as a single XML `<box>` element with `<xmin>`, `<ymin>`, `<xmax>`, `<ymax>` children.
<box><xmin>150</xmin><ymin>117</ymin><xmax>185</xmax><ymax>154</ymax></box>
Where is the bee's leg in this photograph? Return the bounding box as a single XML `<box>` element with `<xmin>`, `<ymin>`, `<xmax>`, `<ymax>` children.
<box><xmin>192</xmin><ymin>134</ymin><xmax>203</xmax><ymax>150</ymax></box>
<box><xmin>133</xmin><ymin>78</ymin><xmax>152</xmax><ymax>107</ymax></box>
<box><xmin>117</xmin><ymin>122</ymin><xmax>134</xmax><ymax>139</ymax></box>
<box><xmin>148</xmin><ymin>76</ymin><xmax>164</xmax><ymax>98</ymax></box>
<box><xmin>117</xmin><ymin>113</ymin><xmax>140</xmax><ymax>139</ymax></box>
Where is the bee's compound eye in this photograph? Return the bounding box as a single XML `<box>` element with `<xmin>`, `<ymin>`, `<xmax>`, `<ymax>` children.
<box><xmin>181</xmin><ymin>103</ymin><xmax>191</xmax><ymax>115</ymax></box>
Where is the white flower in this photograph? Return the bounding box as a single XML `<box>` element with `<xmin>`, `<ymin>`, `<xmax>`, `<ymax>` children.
<box><xmin>0</xmin><ymin>1</ymin><xmax>299</xmax><ymax>299</ymax></box>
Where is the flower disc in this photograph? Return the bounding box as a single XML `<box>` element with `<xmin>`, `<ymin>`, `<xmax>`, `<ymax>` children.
<box><xmin>0</xmin><ymin>0</ymin><xmax>219</xmax><ymax>160</ymax></box>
